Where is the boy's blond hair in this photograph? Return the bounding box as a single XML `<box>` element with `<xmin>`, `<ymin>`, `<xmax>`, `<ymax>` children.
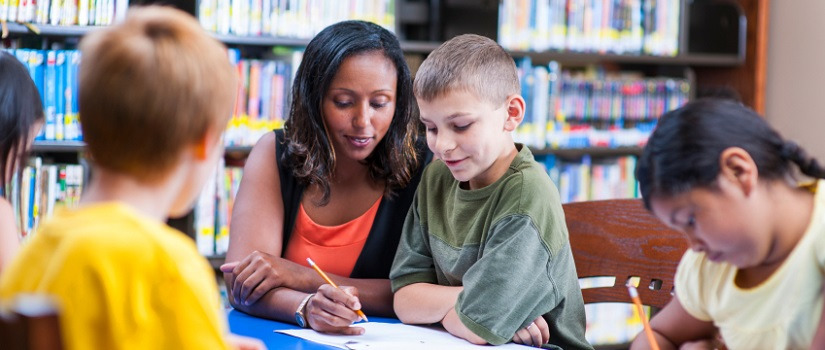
<box><xmin>413</xmin><ymin>34</ymin><xmax>519</xmax><ymax>106</ymax></box>
<box><xmin>79</xmin><ymin>6</ymin><xmax>236</xmax><ymax>182</ymax></box>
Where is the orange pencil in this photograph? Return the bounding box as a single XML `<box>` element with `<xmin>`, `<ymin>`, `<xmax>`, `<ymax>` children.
<box><xmin>627</xmin><ymin>285</ymin><xmax>660</xmax><ymax>350</ymax></box>
<box><xmin>306</xmin><ymin>257</ymin><xmax>369</xmax><ymax>322</ymax></box>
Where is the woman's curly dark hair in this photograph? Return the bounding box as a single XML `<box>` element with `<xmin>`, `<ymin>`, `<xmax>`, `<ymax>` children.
<box><xmin>1</xmin><ymin>51</ymin><xmax>44</xmax><ymax>197</ymax></box>
<box><xmin>282</xmin><ymin>20</ymin><xmax>421</xmax><ymax>206</ymax></box>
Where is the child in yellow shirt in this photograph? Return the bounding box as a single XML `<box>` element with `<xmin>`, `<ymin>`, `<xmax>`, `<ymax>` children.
<box><xmin>0</xmin><ymin>6</ymin><xmax>261</xmax><ymax>349</ymax></box>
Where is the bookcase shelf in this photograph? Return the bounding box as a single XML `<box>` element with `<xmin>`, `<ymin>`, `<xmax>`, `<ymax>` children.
<box><xmin>532</xmin><ymin>146</ymin><xmax>644</xmax><ymax>159</ymax></box>
<box><xmin>5</xmin><ymin>23</ymin><xmax>101</xmax><ymax>37</ymax></box>
<box><xmin>32</xmin><ymin>141</ymin><xmax>86</xmax><ymax>152</ymax></box>
<box><xmin>206</xmin><ymin>255</ymin><xmax>226</xmax><ymax>270</ymax></box>
<box><xmin>212</xmin><ymin>34</ymin><xmax>442</xmax><ymax>54</ymax></box>
<box><xmin>208</xmin><ymin>32</ymin><xmax>742</xmax><ymax>66</ymax></box>
<box><xmin>510</xmin><ymin>51</ymin><xmax>744</xmax><ymax>67</ymax></box>
<box><xmin>32</xmin><ymin>141</ymin><xmax>259</xmax><ymax>160</ymax></box>
<box><xmin>211</xmin><ymin>34</ymin><xmax>311</xmax><ymax>47</ymax></box>
<box><xmin>31</xmin><ymin>141</ymin><xmax>643</xmax><ymax>161</ymax></box>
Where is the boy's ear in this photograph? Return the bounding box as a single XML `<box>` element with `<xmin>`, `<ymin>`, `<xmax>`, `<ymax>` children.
<box><xmin>192</xmin><ymin>126</ymin><xmax>223</xmax><ymax>161</ymax></box>
<box><xmin>503</xmin><ymin>94</ymin><xmax>525</xmax><ymax>132</ymax></box>
<box><xmin>719</xmin><ymin>147</ymin><xmax>758</xmax><ymax>196</ymax></box>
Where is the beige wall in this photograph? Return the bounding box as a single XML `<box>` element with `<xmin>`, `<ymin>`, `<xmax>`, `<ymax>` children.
<box><xmin>765</xmin><ymin>0</ymin><xmax>825</xmax><ymax>161</ymax></box>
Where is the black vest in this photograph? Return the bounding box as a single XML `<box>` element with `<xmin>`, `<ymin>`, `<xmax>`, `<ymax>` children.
<box><xmin>274</xmin><ymin>129</ymin><xmax>431</xmax><ymax>279</ymax></box>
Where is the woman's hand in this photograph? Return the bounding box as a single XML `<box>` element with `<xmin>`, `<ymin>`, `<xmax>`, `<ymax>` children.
<box><xmin>306</xmin><ymin>284</ymin><xmax>365</xmax><ymax>335</ymax></box>
<box><xmin>221</xmin><ymin>251</ymin><xmax>305</xmax><ymax>306</ymax></box>
<box><xmin>511</xmin><ymin>315</ymin><xmax>550</xmax><ymax>347</ymax></box>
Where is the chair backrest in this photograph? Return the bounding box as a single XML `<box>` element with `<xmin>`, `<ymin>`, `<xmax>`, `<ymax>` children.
<box><xmin>563</xmin><ymin>199</ymin><xmax>689</xmax><ymax>309</ymax></box>
<box><xmin>0</xmin><ymin>295</ymin><xmax>63</xmax><ymax>350</ymax></box>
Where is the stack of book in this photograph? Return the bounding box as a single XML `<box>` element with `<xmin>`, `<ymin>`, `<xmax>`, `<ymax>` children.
<box><xmin>499</xmin><ymin>0</ymin><xmax>680</xmax><ymax>56</ymax></box>
<box><xmin>199</xmin><ymin>0</ymin><xmax>395</xmax><ymax>38</ymax></box>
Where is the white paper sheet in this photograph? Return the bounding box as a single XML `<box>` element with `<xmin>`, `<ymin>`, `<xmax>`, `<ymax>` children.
<box><xmin>276</xmin><ymin>322</ymin><xmax>533</xmax><ymax>349</ymax></box>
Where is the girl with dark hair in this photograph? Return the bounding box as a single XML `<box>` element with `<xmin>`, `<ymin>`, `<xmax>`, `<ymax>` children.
<box><xmin>631</xmin><ymin>99</ymin><xmax>825</xmax><ymax>349</ymax></box>
<box><xmin>222</xmin><ymin>20</ymin><xmax>429</xmax><ymax>334</ymax></box>
<box><xmin>0</xmin><ymin>51</ymin><xmax>45</xmax><ymax>273</ymax></box>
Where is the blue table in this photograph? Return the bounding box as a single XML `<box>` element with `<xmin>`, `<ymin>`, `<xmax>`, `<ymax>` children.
<box><xmin>226</xmin><ymin>309</ymin><xmax>399</xmax><ymax>349</ymax></box>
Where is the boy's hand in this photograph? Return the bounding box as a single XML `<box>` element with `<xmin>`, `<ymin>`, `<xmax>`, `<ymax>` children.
<box><xmin>220</xmin><ymin>251</ymin><xmax>303</xmax><ymax>306</ymax></box>
<box><xmin>511</xmin><ymin>315</ymin><xmax>550</xmax><ymax>347</ymax></box>
<box><xmin>306</xmin><ymin>285</ymin><xmax>365</xmax><ymax>335</ymax></box>
<box><xmin>226</xmin><ymin>334</ymin><xmax>267</xmax><ymax>350</ymax></box>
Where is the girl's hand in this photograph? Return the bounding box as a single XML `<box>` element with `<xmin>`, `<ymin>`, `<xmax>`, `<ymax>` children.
<box><xmin>221</xmin><ymin>251</ymin><xmax>304</xmax><ymax>306</ymax></box>
<box><xmin>511</xmin><ymin>315</ymin><xmax>550</xmax><ymax>347</ymax></box>
<box><xmin>306</xmin><ymin>284</ymin><xmax>365</xmax><ymax>335</ymax></box>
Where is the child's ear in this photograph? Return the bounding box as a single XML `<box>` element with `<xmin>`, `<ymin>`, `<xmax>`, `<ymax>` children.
<box><xmin>719</xmin><ymin>147</ymin><xmax>758</xmax><ymax>196</ymax></box>
<box><xmin>192</xmin><ymin>126</ymin><xmax>223</xmax><ymax>161</ymax></box>
<box><xmin>503</xmin><ymin>94</ymin><xmax>525</xmax><ymax>132</ymax></box>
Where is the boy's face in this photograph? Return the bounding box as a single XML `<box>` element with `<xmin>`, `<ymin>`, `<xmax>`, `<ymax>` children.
<box><xmin>418</xmin><ymin>90</ymin><xmax>523</xmax><ymax>190</ymax></box>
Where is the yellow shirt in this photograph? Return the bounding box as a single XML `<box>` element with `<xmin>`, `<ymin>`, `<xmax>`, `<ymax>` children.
<box><xmin>0</xmin><ymin>203</ymin><xmax>229</xmax><ymax>350</ymax></box>
<box><xmin>675</xmin><ymin>180</ymin><xmax>825</xmax><ymax>350</ymax></box>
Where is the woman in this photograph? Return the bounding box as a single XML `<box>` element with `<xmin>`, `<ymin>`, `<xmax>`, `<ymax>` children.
<box><xmin>0</xmin><ymin>51</ymin><xmax>45</xmax><ymax>273</ymax></box>
<box><xmin>222</xmin><ymin>20</ymin><xmax>428</xmax><ymax>334</ymax></box>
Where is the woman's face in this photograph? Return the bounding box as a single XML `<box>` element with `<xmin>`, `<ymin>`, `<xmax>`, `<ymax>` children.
<box><xmin>321</xmin><ymin>51</ymin><xmax>397</xmax><ymax>163</ymax></box>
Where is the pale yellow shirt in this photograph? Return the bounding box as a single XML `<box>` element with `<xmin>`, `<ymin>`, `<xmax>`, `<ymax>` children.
<box><xmin>675</xmin><ymin>180</ymin><xmax>825</xmax><ymax>350</ymax></box>
<box><xmin>0</xmin><ymin>202</ymin><xmax>229</xmax><ymax>350</ymax></box>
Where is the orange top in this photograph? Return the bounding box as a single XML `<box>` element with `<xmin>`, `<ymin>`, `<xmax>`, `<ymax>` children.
<box><xmin>283</xmin><ymin>196</ymin><xmax>381</xmax><ymax>277</ymax></box>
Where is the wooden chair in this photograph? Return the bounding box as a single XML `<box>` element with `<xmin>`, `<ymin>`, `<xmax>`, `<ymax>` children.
<box><xmin>0</xmin><ymin>295</ymin><xmax>63</xmax><ymax>350</ymax></box>
<box><xmin>563</xmin><ymin>198</ymin><xmax>689</xmax><ymax>310</ymax></box>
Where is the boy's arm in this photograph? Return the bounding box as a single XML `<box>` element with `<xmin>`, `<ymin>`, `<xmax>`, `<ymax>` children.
<box><xmin>394</xmin><ymin>283</ymin><xmax>487</xmax><ymax>345</ymax></box>
<box><xmin>393</xmin><ymin>283</ymin><xmax>461</xmax><ymax>324</ymax></box>
<box><xmin>451</xmin><ymin>215</ymin><xmax>559</xmax><ymax>345</ymax></box>
<box><xmin>630</xmin><ymin>295</ymin><xmax>719</xmax><ymax>350</ymax></box>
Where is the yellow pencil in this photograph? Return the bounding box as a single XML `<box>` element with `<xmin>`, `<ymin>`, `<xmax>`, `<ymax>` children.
<box><xmin>627</xmin><ymin>285</ymin><xmax>660</xmax><ymax>350</ymax></box>
<box><xmin>306</xmin><ymin>257</ymin><xmax>369</xmax><ymax>322</ymax></box>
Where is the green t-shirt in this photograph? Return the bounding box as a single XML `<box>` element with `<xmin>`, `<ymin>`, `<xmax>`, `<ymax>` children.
<box><xmin>390</xmin><ymin>145</ymin><xmax>592</xmax><ymax>349</ymax></box>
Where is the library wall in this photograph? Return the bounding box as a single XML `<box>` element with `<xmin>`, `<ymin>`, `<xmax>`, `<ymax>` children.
<box><xmin>765</xmin><ymin>0</ymin><xmax>825</xmax><ymax>162</ymax></box>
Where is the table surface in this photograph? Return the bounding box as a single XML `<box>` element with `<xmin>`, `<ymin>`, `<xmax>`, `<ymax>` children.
<box><xmin>226</xmin><ymin>309</ymin><xmax>399</xmax><ymax>349</ymax></box>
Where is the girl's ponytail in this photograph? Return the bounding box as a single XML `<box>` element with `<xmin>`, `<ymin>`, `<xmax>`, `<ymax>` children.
<box><xmin>781</xmin><ymin>141</ymin><xmax>825</xmax><ymax>180</ymax></box>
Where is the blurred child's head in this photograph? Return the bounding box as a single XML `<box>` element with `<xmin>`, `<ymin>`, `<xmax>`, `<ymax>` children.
<box><xmin>0</xmin><ymin>52</ymin><xmax>44</xmax><ymax>192</ymax></box>
<box><xmin>284</xmin><ymin>20</ymin><xmax>420</xmax><ymax>205</ymax></box>
<box><xmin>413</xmin><ymin>34</ymin><xmax>524</xmax><ymax>189</ymax></box>
<box><xmin>79</xmin><ymin>6</ymin><xmax>236</xmax><ymax>213</ymax></box>
<box><xmin>636</xmin><ymin>98</ymin><xmax>825</xmax><ymax>267</ymax></box>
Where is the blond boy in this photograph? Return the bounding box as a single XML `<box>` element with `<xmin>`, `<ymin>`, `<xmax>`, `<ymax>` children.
<box><xmin>390</xmin><ymin>34</ymin><xmax>592</xmax><ymax>349</ymax></box>
<box><xmin>0</xmin><ymin>7</ymin><xmax>261</xmax><ymax>349</ymax></box>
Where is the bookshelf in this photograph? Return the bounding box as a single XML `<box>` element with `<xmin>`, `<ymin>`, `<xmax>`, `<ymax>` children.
<box><xmin>8</xmin><ymin>0</ymin><xmax>768</xmax><ymax>266</ymax></box>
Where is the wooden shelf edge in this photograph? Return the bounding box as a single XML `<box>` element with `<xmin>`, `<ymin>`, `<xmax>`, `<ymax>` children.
<box><xmin>509</xmin><ymin>50</ymin><xmax>744</xmax><ymax>67</ymax></box>
<box><xmin>6</xmin><ymin>23</ymin><xmax>102</xmax><ymax>36</ymax></box>
<box><xmin>206</xmin><ymin>255</ymin><xmax>226</xmax><ymax>270</ymax></box>
<box><xmin>211</xmin><ymin>34</ymin><xmax>311</xmax><ymax>47</ymax></box>
<box><xmin>32</xmin><ymin>141</ymin><xmax>86</xmax><ymax>152</ymax></box>
<box><xmin>531</xmin><ymin>146</ymin><xmax>644</xmax><ymax>158</ymax></box>
<box><xmin>32</xmin><ymin>142</ymin><xmax>642</xmax><ymax>158</ymax></box>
